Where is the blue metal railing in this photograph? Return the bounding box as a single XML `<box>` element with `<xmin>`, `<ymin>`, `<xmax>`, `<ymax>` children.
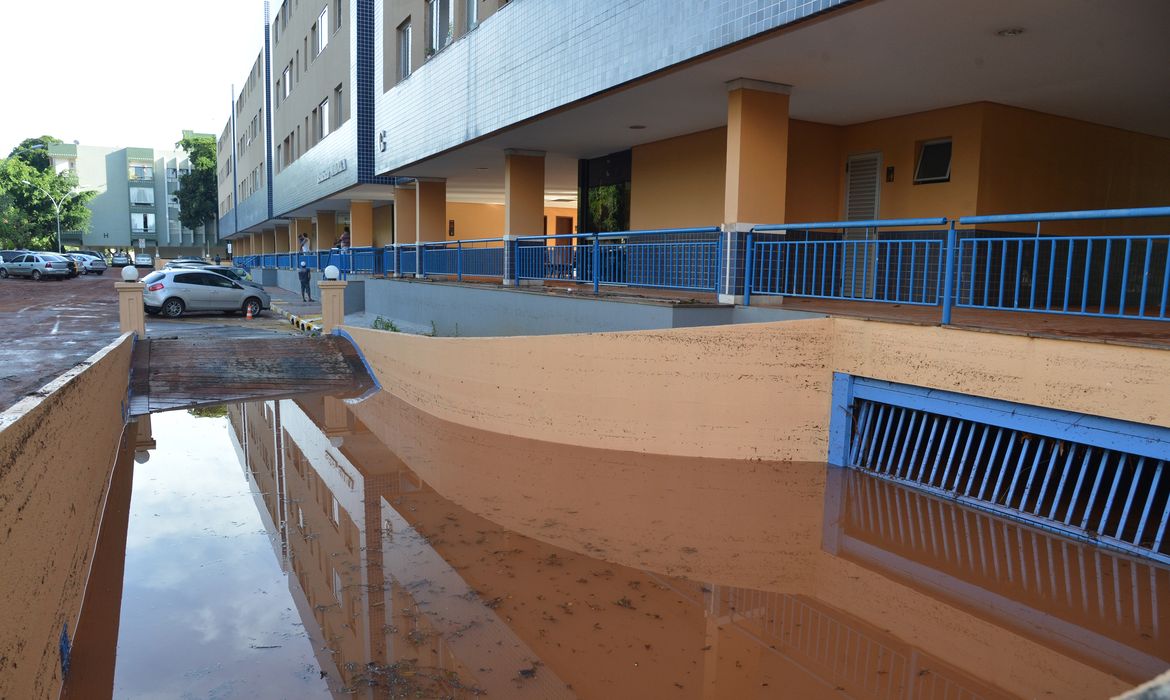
<box><xmin>955</xmin><ymin>207</ymin><xmax>1170</xmax><ymax>321</ymax></box>
<box><xmin>747</xmin><ymin>219</ymin><xmax>949</xmax><ymax>307</ymax></box>
<box><xmin>381</xmin><ymin>246</ymin><xmax>397</xmax><ymax>275</ymax></box>
<box><xmin>515</xmin><ymin>227</ymin><xmax>722</xmax><ymax>293</ymax></box>
<box><xmin>399</xmin><ymin>245</ymin><xmax>417</xmax><ymax>275</ymax></box>
<box><xmin>418</xmin><ymin>240</ymin><xmax>506</xmax><ymax>280</ymax></box>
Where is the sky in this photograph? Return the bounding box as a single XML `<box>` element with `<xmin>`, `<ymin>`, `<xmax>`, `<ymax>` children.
<box><xmin>1</xmin><ymin>0</ymin><xmax>269</xmax><ymax>156</ymax></box>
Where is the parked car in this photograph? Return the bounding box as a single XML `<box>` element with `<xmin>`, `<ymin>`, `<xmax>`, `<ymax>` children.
<box><xmin>0</xmin><ymin>252</ymin><xmax>73</xmax><ymax>280</ymax></box>
<box><xmin>135</xmin><ymin>253</ymin><xmax>154</xmax><ymax>267</ymax></box>
<box><xmin>1</xmin><ymin>250</ymin><xmax>31</xmax><ymax>263</ymax></box>
<box><xmin>111</xmin><ymin>252</ymin><xmax>132</xmax><ymax>267</ymax></box>
<box><xmin>141</xmin><ymin>269</ymin><xmax>271</xmax><ymax>318</ymax></box>
<box><xmin>167</xmin><ymin>263</ymin><xmax>262</xmax><ymax>290</ymax></box>
<box><xmin>69</xmin><ymin>253</ymin><xmax>108</xmax><ymax>275</ymax></box>
<box><xmin>74</xmin><ymin>250</ymin><xmax>109</xmax><ymax>262</ymax></box>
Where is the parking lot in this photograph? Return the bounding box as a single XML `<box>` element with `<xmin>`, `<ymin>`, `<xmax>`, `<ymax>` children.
<box><xmin>0</xmin><ymin>271</ymin><xmax>294</xmax><ymax>412</ymax></box>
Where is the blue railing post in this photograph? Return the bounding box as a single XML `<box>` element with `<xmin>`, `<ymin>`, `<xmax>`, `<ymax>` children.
<box><xmin>743</xmin><ymin>231</ymin><xmax>755</xmax><ymax>307</ymax></box>
<box><xmin>592</xmin><ymin>234</ymin><xmax>600</xmax><ymax>295</ymax></box>
<box><xmin>941</xmin><ymin>220</ymin><xmax>957</xmax><ymax>325</ymax></box>
<box><xmin>456</xmin><ymin>240</ymin><xmax>463</xmax><ymax>282</ymax></box>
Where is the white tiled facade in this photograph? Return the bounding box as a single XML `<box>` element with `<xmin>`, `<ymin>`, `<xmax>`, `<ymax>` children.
<box><xmin>374</xmin><ymin>0</ymin><xmax>852</xmax><ymax>174</ymax></box>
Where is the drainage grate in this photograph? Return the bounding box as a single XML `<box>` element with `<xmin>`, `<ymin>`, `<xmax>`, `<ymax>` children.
<box><xmin>840</xmin><ymin>383</ymin><xmax>1170</xmax><ymax>564</ymax></box>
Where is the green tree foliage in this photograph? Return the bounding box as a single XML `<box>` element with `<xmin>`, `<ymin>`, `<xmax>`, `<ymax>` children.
<box><xmin>176</xmin><ymin>134</ymin><xmax>218</xmax><ymax>232</ymax></box>
<box><xmin>0</xmin><ymin>137</ymin><xmax>94</xmax><ymax>250</ymax></box>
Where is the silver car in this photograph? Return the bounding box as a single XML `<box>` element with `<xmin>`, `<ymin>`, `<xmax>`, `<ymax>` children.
<box><xmin>169</xmin><ymin>264</ymin><xmax>263</xmax><ymax>290</ymax></box>
<box><xmin>0</xmin><ymin>253</ymin><xmax>73</xmax><ymax>280</ymax></box>
<box><xmin>69</xmin><ymin>253</ymin><xmax>108</xmax><ymax>275</ymax></box>
<box><xmin>141</xmin><ymin>269</ymin><xmax>271</xmax><ymax>318</ymax></box>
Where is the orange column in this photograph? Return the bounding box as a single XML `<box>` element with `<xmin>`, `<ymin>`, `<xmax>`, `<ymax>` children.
<box><xmin>724</xmin><ymin>79</ymin><xmax>790</xmax><ymax>225</ymax></box>
<box><xmin>317</xmin><ymin>211</ymin><xmax>337</xmax><ymax>249</ymax></box>
<box><xmin>415</xmin><ymin>179</ymin><xmax>446</xmax><ymax>243</ymax></box>
<box><xmin>274</xmin><ymin>224</ymin><xmax>291</xmax><ymax>252</ymax></box>
<box><xmin>350</xmin><ymin>201</ymin><xmax>374</xmax><ymax>248</ymax></box>
<box><xmin>394</xmin><ymin>185</ymin><xmax>416</xmax><ymax>245</ymax></box>
<box><xmin>505</xmin><ymin>150</ymin><xmax>545</xmax><ymax>237</ymax></box>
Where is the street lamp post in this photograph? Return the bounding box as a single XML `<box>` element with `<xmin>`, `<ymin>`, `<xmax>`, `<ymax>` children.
<box><xmin>21</xmin><ymin>179</ymin><xmax>78</xmax><ymax>254</ymax></box>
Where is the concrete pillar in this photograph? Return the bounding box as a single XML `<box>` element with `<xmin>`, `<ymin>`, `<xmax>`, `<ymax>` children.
<box><xmin>274</xmin><ymin>224</ymin><xmax>291</xmax><ymax>253</ymax></box>
<box><xmin>505</xmin><ymin>150</ymin><xmax>545</xmax><ymax>237</ymax></box>
<box><xmin>134</xmin><ymin>415</ymin><xmax>157</xmax><ymax>452</ymax></box>
<box><xmin>415</xmin><ymin>179</ymin><xmax>446</xmax><ymax>278</ymax></box>
<box><xmin>721</xmin><ymin>79</ymin><xmax>791</xmax><ymax>303</ymax></box>
<box><xmin>317</xmin><ymin>211</ymin><xmax>337</xmax><ymax>249</ymax></box>
<box><xmin>373</xmin><ymin>204</ymin><xmax>394</xmax><ymax>247</ymax></box>
<box><xmin>393</xmin><ymin>185</ymin><xmax>416</xmax><ymax>246</ymax></box>
<box><xmin>350</xmin><ymin>201</ymin><xmax>374</xmax><ymax>248</ymax></box>
<box><xmin>319</xmin><ymin>280</ymin><xmax>347</xmax><ymax>333</ymax></box>
<box><xmin>262</xmin><ymin>229</ymin><xmax>277</xmax><ymax>257</ymax></box>
<box><xmin>115</xmin><ymin>280</ymin><xmax>145</xmax><ymax>337</ymax></box>
<box><xmin>415</xmin><ymin>180</ymin><xmax>446</xmax><ymax>243</ymax></box>
<box><xmin>323</xmin><ymin>396</ymin><xmax>351</xmax><ymax>437</ymax></box>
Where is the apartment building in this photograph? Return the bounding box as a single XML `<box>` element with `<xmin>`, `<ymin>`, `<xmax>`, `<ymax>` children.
<box><xmin>47</xmin><ymin>134</ymin><xmax>221</xmax><ymax>258</ymax></box>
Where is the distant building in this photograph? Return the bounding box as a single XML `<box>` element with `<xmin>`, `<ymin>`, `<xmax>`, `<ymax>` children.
<box><xmin>48</xmin><ymin>132</ymin><xmax>224</xmax><ymax>258</ymax></box>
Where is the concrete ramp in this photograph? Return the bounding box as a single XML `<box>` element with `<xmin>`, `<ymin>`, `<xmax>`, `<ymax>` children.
<box><xmin>128</xmin><ymin>333</ymin><xmax>375</xmax><ymax>415</ymax></box>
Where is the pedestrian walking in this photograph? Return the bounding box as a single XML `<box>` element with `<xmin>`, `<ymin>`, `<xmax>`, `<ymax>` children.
<box><xmin>298</xmin><ymin>261</ymin><xmax>313</xmax><ymax>302</ymax></box>
<box><xmin>214</xmin><ymin>254</ymin><xmax>221</xmax><ymax>265</ymax></box>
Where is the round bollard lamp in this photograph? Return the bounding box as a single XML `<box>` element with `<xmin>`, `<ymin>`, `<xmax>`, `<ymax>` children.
<box><xmin>324</xmin><ymin>265</ymin><xmax>340</xmax><ymax>280</ymax></box>
<box><xmin>121</xmin><ymin>265</ymin><xmax>139</xmax><ymax>282</ymax></box>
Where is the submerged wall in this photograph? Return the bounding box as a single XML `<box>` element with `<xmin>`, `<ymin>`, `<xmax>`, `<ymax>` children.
<box><xmin>0</xmin><ymin>333</ymin><xmax>134</xmax><ymax>699</ymax></box>
<box><xmin>345</xmin><ymin>318</ymin><xmax>1170</xmax><ymax>461</ymax></box>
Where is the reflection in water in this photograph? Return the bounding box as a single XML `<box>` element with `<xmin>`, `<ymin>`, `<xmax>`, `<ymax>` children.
<box><xmin>224</xmin><ymin>394</ymin><xmax>1169</xmax><ymax>699</ymax></box>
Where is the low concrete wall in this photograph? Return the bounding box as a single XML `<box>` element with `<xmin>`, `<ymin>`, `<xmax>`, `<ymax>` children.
<box><xmin>0</xmin><ymin>333</ymin><xmax>135</xmax><ymax>699</ymax></box>
<box><xmin>344</xmin><ymin>318</ymin><xmax>1170</xmax><ymax>461</ymax></box>
<box><xmin>361</xmin><ymin>278</ymin><xmax>819</xmax><ymax>336</ymax></box>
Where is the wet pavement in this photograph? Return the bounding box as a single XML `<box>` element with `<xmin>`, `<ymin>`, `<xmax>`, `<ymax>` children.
<box><xmin>95</xmin><ymin>393</ymin><xmax>1170</xmax><ymax>699</ymax></box>
<box><xmin>0</xmin><ymin>272</ymin><xmax>298</xmax><ymax>412</ymax></box>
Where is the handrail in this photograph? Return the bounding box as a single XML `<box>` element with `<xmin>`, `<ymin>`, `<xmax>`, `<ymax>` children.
<box><xmin>515</xmin><ymin>226</ymin><xmax>720</xmax><ymax>241</ymax></box>
<box><xmin>753</xmin><ymin>218</ymin><xmax>948</xmax><ymax>232</ymax></box>
<box><xmin>959</xmin><ymin>206</ymin><xmax>1170</xmax><ymax>225</ymax></box>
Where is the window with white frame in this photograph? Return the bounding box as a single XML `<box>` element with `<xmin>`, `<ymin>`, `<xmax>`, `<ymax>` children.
<box><xmin>466</xmin><ymin>0</ymin><xmax>477</xmax><ymax>29</ymax></box>
<box><xmin>282</xmin><ymin>66</ymin><xmax>291</xmax><ymax>98</ymax></box>
<box><xmin>333</xmin><ymin>84</ymin><xmax>343</xmax><ymax>126</ymax></box>
<box><xmin>316</xmin><ymin>6</ymin><xmax>329</xmax><ymax>54</ymax></box>
<box><xmin>129</xmin><ymin>187</ymin><xmax>155</xmax><ymax>205</ymax></box>
<box><xmin>426</xmin><ymin>0</ymin><xmax>452</xmax><ymax>54</ymax></box>
<box><xmin>318</xmin><ymin>97</ymin><xmax>330</xmax><ymax>140</ymax></box>
<box><xmin>397</xmin><ymin>19</ymin><xmax>412</xmax><ymax>80</ymax></box>
<box><xmin>333</xmin><ymin>0</ymin><xmax>341</xmax><ymax>31</ymax></box>
<box><xmin>130</xmin><ymin>212</ymin><xmax>156</xmax><ymax>233</ymax></box>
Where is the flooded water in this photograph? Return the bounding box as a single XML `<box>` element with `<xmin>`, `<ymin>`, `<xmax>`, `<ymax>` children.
<box><xmin>99</xmin><ymin>393</ymin><xmax>1170</xmax><ymax>699</ymax></box>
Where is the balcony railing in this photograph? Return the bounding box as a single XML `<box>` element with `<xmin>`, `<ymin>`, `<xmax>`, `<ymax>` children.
<box><xmin>236</xmin><ymin>207</ymin><xmax>1170</xmax><ymax>330</ymax></box>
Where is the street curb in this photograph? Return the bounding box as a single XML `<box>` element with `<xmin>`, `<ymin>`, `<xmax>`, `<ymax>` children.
<box><xmin>271</xmin><ymin>303</ymin><xmax>322</xmax><ymax>335</ymax></box>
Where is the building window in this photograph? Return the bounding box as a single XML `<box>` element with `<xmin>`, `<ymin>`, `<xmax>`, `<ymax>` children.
<box><xmin>426</xmin><ymin>0</ymin><xmax>452</xmax><ymax>54</ymax></box>
<box><xmin>397</xmin><ymin>19</ymin><xmax>412</xmax><ymax>80</ymax></box>
<box><xmin>128</xmin><ymin>165</ymin><xmax>153</xmax><ymax>181</ymax></box>
<box><xmin>283</xmin><ymin>66</ymin><xmax>291</xmax><ymax>97</ymax></box>
<box><xmin>315</xmin><ymin>6</ymin><xmax>329</xmax><ymax>55</ymax></box>
<box><xmin>318</xmin><ymin>97</ymin><xmax>330</xmax><ymax>140</ymax></box>
<box><xmin>913</xmin><ymin>138</ymin><xmax>952</xmax><ymax>184</ymax></box>
<box><xmin>129</xmin><ymin>187</ymin><xmax>155</xmax><ymax>205</ymax></box>
<box><xmin>130</xmin><ymin>213</ymin><xmax>156</xmax><ymax>233</ymax></box>
<box><xmin>333</xmin><ymin>0</ymin><xmax>341</xmax><ymax>31</ymax></box>
<box><xmin>333</xmin><ymin>84</ymin><xmax>344</xmax><ymax>126</ymax></box>
<box><xmin>466</xmin><ymin>0</ymin><xmax>477</xmax><ymax>29</ymax></box>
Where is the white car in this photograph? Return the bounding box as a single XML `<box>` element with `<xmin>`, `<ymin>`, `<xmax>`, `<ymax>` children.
<box><xmin>141</xmin><ymin>269</ymin><xmax>271</xmax><ymax>318</ymax></box>
<box><xmin>68</xmin><ymin>253</ymin><xmax>108</xmax><ymax>275</ymax></box>
<box><xmin>135</xmin><ymin>253</ymin><xmax>154</xmax><ymax>267</ymax></box>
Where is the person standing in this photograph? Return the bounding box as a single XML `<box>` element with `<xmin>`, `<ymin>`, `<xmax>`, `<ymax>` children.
<box><xmin>298</xmin><ymin>261</ymin><xmax>313</xmax><ymax>302</ymax></box>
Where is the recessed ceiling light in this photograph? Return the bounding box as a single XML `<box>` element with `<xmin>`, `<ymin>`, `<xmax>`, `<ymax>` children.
<box><xmin>995</xmin><ymin>27</ymin><xmax>1026</xmax><ymax>37</ymax></box>
<box><xmin>628</xmin><ymin>125</ymin><xmax>647</xmax><ymax>130</ymax></box>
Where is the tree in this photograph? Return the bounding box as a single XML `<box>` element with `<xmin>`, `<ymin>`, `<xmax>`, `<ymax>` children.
<box><xmin>176</xmin><ymin>133</ymin><xmax>218</xmax><ymax>233</ymax></box>
<box><xmin>0</xmin><ymin>137</ymin><xmax>93</xmax><ymax>250</ymax></box>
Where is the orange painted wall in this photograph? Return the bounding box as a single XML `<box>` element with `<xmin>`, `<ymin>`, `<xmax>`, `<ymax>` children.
<box><xmin>631</xmin><ymin>128</ymin><xmax>726</xmax><ymax>229</ymax></box>
<box><xmin>976</xmin><ymin>103</ymin><xmax>1170</xmax><ymax>234</ymax></box>
<box><xmin>447</xmin><ymin>201</ymin><xmax>504</xmax><ymax>240</ymax></box>
<box><xmin>373</xmin><ymin>204</ymin><xmax>393</xmax><ymax>247</ymax></box>
<box><xmin>837</xmin><ymin>104</ymin><xmax>985</xmax><ymax>220</ymax></box>
<box><xmin>786</xmin><ymin>119</ymin><xmax>843</xmax><ymax>223</ymax></box>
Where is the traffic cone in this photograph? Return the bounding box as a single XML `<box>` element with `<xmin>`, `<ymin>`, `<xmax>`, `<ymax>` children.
<box><xmin>246</xmin><ymin>306</ymin><xmax>253</xmax><ymax>320</ymax></box>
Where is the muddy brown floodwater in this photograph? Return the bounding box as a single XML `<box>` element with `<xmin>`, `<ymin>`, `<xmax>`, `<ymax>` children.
<box><xmin>94</xmin><ymin>392</ymin><xmax>1168</xmax><ymax>699</ymax></box>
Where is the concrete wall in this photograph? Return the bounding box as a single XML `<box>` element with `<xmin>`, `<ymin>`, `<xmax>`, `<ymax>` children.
<box><xmin>360</xmin><ymin>278</ymin><xmax>819</xmax><ymax>336</ymax></box>
<box><xmin>0</xmin><ymin>333</ymin><xmax>134</xmax><ymax>699</ymax></box>
<box><xmin>344</xmin><ymin>317</ymin><xmax>1170</xmax><ymax>462</ymax></box>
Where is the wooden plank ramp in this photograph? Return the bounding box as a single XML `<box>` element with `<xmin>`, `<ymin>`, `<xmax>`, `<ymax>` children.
<box><xmin>128</xmin><ymin>333</ymin><xmax>376</xmax><ymax>415</ymax></box>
